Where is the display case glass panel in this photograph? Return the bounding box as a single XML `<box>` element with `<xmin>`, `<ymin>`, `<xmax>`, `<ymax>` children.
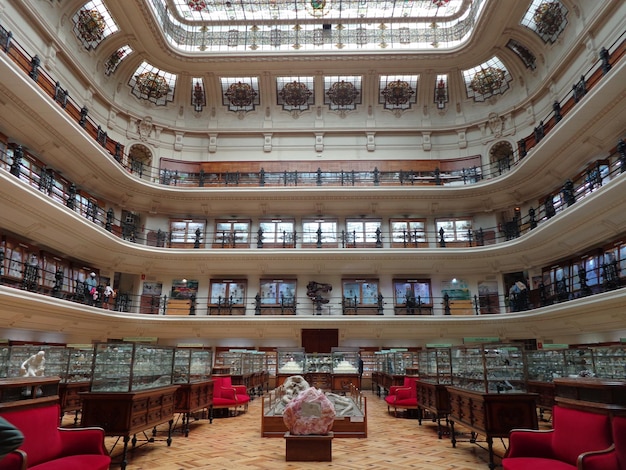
<box><xmin>0</xmin><ymin>343</ymin><xmax>9</xmax><ymax>377</ymax></box>
<box><xmin>418</xmin><ymin>347</ymin><xmax>452</xmax><ymax>384</ymax></box>
<box><xmin>304</xmin><ymin>353</ymin><xmax>332</xmax><ymax>373</ymax></box>
<box><xmin>592</xmin><ymin>345</ymin><xmax>626</xmax><ymax>379</ymax></box>
<box><xmin>525</xmin><ymin>349</ymin><xmax>566</xmax><ymax>382</ymax></box>
<box><xmin>90</xmin><ymin>342</ymin><xmax>175</xmax><ymax>392</ymax></box>
<box><xmin>450</xmin><ymin>344</ymin><xmax>527</xmax><ymax>393</ymax></box>
<box><xmin>331</xmin><ymin>348</ymin><xmax>360</xmax><ymax>374</ymax></box>
<box><xmin>277</xmin><ymin>348</ymin><xmax>305</xmax><ymax>374</ymax></box>
<box><xmin>259</xmin><ymin>279</ymin><xmax>296</xmax><ymax>306</ymax></box>
<box><xmin>173</xmin><ymin>347</ymin><xmax>213</xmax><ymax>383</ymax></box>
<box><xmin>209</xmin><ymin>279</ymin><xmax>246</xmax><ymax>306</ymax></box>
<box><xmin>384</xmin><ymin>349</ymin><xmax>417</xmax><ymax>375</ymax></box>
<box><xmin>7</xmin><ymin>345</ymin><xmax>68</xmax><ymax>378</ymax></box>
<box><xmin>563</xmin><ymin>348</ymin><xmax>595</xmax><ymax>377</ymax></box>
<box><xmin>219</xmin><ymin>350</ymin><xmax>246</xmax><ymax>375</ymax></box>
<box><xmin>63</xmin><ymin>345</ymin><xmax>94</xmax><ymax>383</ymax></box>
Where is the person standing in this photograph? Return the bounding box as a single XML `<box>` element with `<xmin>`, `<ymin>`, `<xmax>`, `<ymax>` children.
<box><xmin>85</xmin><ymin>272</ymin><xmax>97</xmax><ymax>305</ymax></box>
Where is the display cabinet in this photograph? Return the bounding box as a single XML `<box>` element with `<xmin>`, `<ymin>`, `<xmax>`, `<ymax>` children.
<box><xmin>0</xmin><ymin>343</ymin><xmax>9</xmax><ymax>377</ymax></box>
<box><xmin>276</xmin><ymin>348</ymin><xmax>305</xmax><ymax>386</ymax></box>
<box><xmin>450</xmin><ymin>344</ymin><xmax>527</xmax><ymax>393</ymax></box>
<box><xmin>331</xmin><ymin>348</ymin><xmax>360</xmax><ymax>391</ymax></box>
<box><xmin>525</xmin><ymin>348</ymin><xmax>567</xmax><ymax>415</ymax></box>
<box><xmin>418</xmin><ymin>347</ymin><xmax>452</xmax><ymax>385</ymax></box>
<box><xmin>563</xmin><ymin>348</ymin><xmax>595</xmax><ymax>377</ymax></box>
<box><xmin>448</xmin><ymin>344</ymin><xmax>537</xmax><ymax>470</ymax></box>
<box><xmin>264</xmin><ymin>349</ymin><xmax>277</xmax><ymax>389</ymax></box>
<box><xmin>7</xmin><ymin>344</ymin><xmax>68</xmax><ymax>378</ymax></box>
<box><xmin>59</xmin><ymin>345</ymin><xmax>94</xmax><ymax>423</ymax></box>
<box><xmin>416</xmin><ymin>348</ymin><xmax>452</xmax><ymax>438</ymax></box>
<box><xmin>89</xmin><ymin>342</ymin><xmax>175</xmax><ymax>392</ymax></box>
<box><xmin>172</xmin><ymin>347</ymin><xmax>214</xmax><ymax>436</ymax></box>
<box><xmin>592</xmin><ymin>345</ymin><xmax>626</xmax><ymax>379</ymax></box>
<box><xmin>173</xmin><ymin>347</ymin><xmax>213</xmax><ymax>384</ymax></box>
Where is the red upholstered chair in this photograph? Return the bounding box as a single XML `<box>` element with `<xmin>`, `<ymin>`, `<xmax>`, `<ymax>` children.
<box><xmin>579</xmin><ymin>415</ymin><xmax>626</xmax><ymax>470</ymax></box>
<box><xmin>502</xmin><ymin>405</ymin><xmax>613</xmax><ymax>470</ymax></box>
<box><xmin>384</xmin><ymin>377</ymin><xmax>419</xmax><ymax>417</ymax></box>
<box><xmin>0</xmin><ymin>403</ymin><xmax>110</xmax><ymax>470</ymax></box>
<box><xmin>210</xmin><ymin>376</ymin><xmax>251</xmax><ymax>420</ymax></box>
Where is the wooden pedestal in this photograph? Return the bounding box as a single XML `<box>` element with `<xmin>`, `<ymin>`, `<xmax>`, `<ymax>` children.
<box><xmin>285</xmin><ymin>432</ymin><xmax>333</xmax><ymax>461</ymax></box>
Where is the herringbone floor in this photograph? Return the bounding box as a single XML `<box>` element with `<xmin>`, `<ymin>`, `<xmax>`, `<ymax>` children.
<box><xmin>69</xmin><ymin>391</ymin><xmax>547</xmax><ymax>470</ymax></box>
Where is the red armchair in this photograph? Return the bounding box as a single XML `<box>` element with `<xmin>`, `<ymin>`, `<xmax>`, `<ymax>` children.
<box><xmin>578</xmin><ymin>415</ymin><xmax>626</xmax><ymax>470</ymax></box>
<box><xmin>210</xmin><ymin>375</ymin><xmax>251</xmax><ymax>420</ymax></box>
<box><xmin>0</xmin><ymin>403</ymin><xmax>110</xmax><ymax>470</ymax></box>
<box><xmin>502</xmin><ymin>405</ymin><xmax>613</xmax><ymax>470</ymax></box>
<box><xmin>384</xmin><ymin>377</ymin><xmax>419</xmax><ymax>417</ymax></box>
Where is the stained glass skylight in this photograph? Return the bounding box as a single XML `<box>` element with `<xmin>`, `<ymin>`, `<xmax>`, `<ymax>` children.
<box><xmin>73</xmin><ymin>0</ymin><xmax>119</xmax><ymax>50</ymax></box>
<box><xmin>128</xmin><ymin>62</ymin><xmax>177</xmax><ymax>106</ymax></box>
<box><xmin>521</xmin><ymin>0</ymin><xmax>568</xmax><ymax>44</ymax></box>
<box><xmin>379</xmin><ymin>75</ymin><xmax>418</xmax><ymax>112</ymax></box>
<box><xmin>144</xmin><ymin>0</ymin><xmax>488</xmax><ymax>54</ymax></box>
<box><xmin>462</xmin><ymin>57</ymin><xmax>512</xmax><ymax>102</ymax></box>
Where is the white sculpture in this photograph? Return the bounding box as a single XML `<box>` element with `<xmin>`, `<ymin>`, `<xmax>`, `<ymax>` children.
<box><xmin>21</xmin><ymin>351</ymin><xmax>45</xmax><ymax>377</ymax></box>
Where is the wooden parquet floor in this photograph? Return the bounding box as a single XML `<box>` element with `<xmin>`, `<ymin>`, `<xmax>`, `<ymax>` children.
<box><xmin>69</xmin><ymin>391</ymin><xmax>541</xmax><ymax>470</ymax></box>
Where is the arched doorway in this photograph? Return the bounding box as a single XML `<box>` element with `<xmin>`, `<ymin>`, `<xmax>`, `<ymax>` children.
<box><xmin>489</xmin><ymin>140</ymin><xmax>513</xmax><ymax>177</ymax></box>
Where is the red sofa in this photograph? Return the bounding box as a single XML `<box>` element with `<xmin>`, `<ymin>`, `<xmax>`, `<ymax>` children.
<box><xmin>210</xmin><ymin>376</ymin><xmax>250</xmax><ymax>420</ymax></box>
<box><xmin>384</xmin><ymin>377</ymin><xmax>420</xmax><ymax>417</ymax></box>
<box><xmin>0</xmin><ymin>403</ymin><xmax>110</xmax><ymax>470</ymax></box>
<box><xmin>578</xmin><ymin>415</ymin><xmax>626</xmax><ymax>470</ymax></box>
<box><xmin>502</xmin><ymin>405</ymin><xmax>613</xmax><ymax>470</ymax></box>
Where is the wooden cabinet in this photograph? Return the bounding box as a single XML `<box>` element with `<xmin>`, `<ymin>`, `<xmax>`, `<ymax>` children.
<box><xmin>0</xmin><ymin>376</ymin><xmax>60</xmax><ymax>411</ymax></box>
<box><xmin>447</xmin><ymin>386</ymin><xmax>538</xmax><ymax>470</ymax></box>
<box><xmin>59</xmin><ymin>381</ymin><xmax>90</xmax><ymax>424</ymax></box>
<box><xmin>416</xmin><ymin>381</ymin><xmax>450</xmax><ymax>438</ymax></box>
<box><xmin>305</xmin><ymin>372</ymin><xmax>332</xmax><ymax>390</ymax></box>
<box><xmin>174</xmin><ymin>380</ymin><xmax>213</xmax><ymax>435</ymax></box>
<box><xmin>332</xmin><ymin>374</ymin><xmax>360</xmax><ymax>392</ymax></box>
<box><xmin>80</xmin><ymin>385</ymin><xmax>179</xmax><ymax>470</ymax></box>
<box><xmin>553</xmin><ymin>377</ymin><xmax>626</xmax><ymax>415</ymax></box>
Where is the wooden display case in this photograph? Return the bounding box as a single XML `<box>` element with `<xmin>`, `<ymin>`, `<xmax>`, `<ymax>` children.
<box><xmin>447</xmin><ymin>386</ymin><xmax>538</xmax><ymax>470</ymax></box>
<box><xmin>262</xmin><ymin>385</ymin><xmax>367</xmax><ymax>438</ymax></box>
<box><xmin>80</xmin><ymin>385</ymin><xmax>180</xmax><ymax>470</ymax></box>
<box><xmin>417</xmin><ymin>348</ymin><xmax>452</xmax><ymax>438</ymax></box>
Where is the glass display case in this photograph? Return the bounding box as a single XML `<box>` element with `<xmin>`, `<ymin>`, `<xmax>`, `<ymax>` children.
<box><xmin>305</xmin><ymin>353</ymin><xmax>333</xmax><ymax>373</ymax></box>
<box><xmin>90</xmin><ymin>342</ymin><xmax>175</xmax><ymax>392</ymax></box>
<box><xmin>0</xmin><ymin>343</ymin><xmax>9</xmax><ymax>377</ymax></box>
<box><xmin>276</xmin><ymin>348</ymin><xmax>305</xmax><ymax>375</ymax></box>
<box><xmin>250</xmin><ymin>351</ymin><xmax>266</xmax><ymax>374</ymax></box>
<box><xmin>525</xmin><ymin>349</ymin><xmax>567</xmax><ymax>382</ymax></box>
<box><xmin>418</xmin><ymin>347</ymin><xmax>452</xmax><ymax>384</ymax></box>
<box><xmin>331</xmin><ymin>348</ymin><xmax>360</xmax><ymax>374</ymax></box>
<box><xmin>219</xmin><ymin>349</ymin><xmax>252</xmax><ymax>375</ymax></box>
<box><xmin>386</xmin><ymin>349</ymin><xmax>418</xmax><ymax>375</ymax></box>
<box><xmin>7</xmin><ymin>344</ymin><xmax>68</xmax><ymax>378</ymax></box>
<box><xmin>563</xmin><ymin>348</ymin><xmax>595</xmax><ymax>377</ymax></box>
<box><xmin>62</xmin><ymin>345</ymin><xmax>94</xmax><ymax>383</ymax></box>
<box><xmin>592</xmin><ymin>345</ymin><xmax>626</xmax><ymax>379</ymax></box>
<box><xmin>450</xmin><ymin>343</ymin><xmax>527</xmax><ymax>393</ymax></box>
<box><xmin>173</xmin><ymin>347</ymin><xmax>213</xmax><ymax>384</ymax></box>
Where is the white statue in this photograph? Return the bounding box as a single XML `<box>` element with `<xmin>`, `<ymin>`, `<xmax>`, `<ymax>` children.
<box><xmin>20</xmin><ymin>351</ymin><xmax>45</xmax><ymax>377</ymax></box>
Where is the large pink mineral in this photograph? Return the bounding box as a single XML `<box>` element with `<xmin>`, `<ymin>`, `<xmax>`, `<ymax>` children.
<box><xmin>283</xmin><ymin>387</ymin><xmax>336</xmax><ymax>435</ymax></box>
